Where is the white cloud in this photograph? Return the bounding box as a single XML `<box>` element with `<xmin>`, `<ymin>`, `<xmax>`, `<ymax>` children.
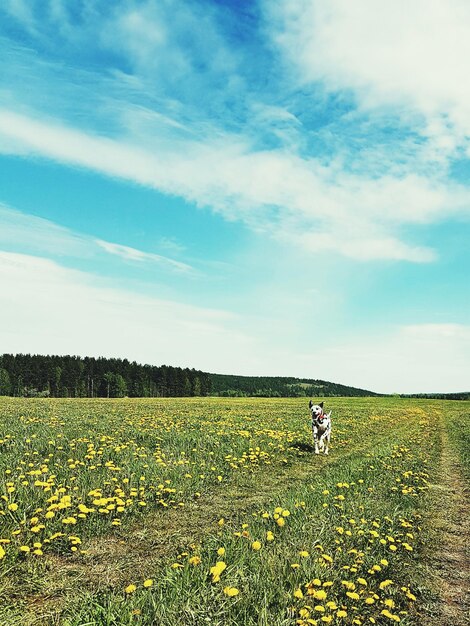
<box><xmin>95</xmin><ymin>239</ymin><xmax>192</xmax><ymax>273</ymax></box>
<box><xmin>292</xmin><ymin>323</ymin><xmax>470</xmax><ymax>394</ymax></box>
<box><xmin>1</xmin><ymin>251</ymin><xmax>468</xmax><ymax>393</ymax></box>
<box><xmin>0</xmin><ymin>203</ymin><xmax>90</xmax><ymax>257</ymax></box>
<box><xmin>0</xmin><ymin>203</ymin><xmax>191</xmax><ymax>272</ymax></box>
<box><xmin>268</xmin><ymin>1</ymin><xmax>470</xmax><ymax>150</ymax></box>
<box><xmin>1</xmin><ymin>109</ymin><xmax>468</xmax><ymax>263</ymax></box>
<box><xmin>0</xmin><ymin>251</ymin><xmax>255</xmax><ymax>371</ymax></box>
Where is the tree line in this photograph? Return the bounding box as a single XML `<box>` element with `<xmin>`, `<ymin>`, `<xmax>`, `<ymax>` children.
<box><xmin>0</xmin><ymin>354</ymin><xmax>211</xmax><ymax>398</ymax></box>
<box><xmin>209</xmin><ymin>373</ymin><xmax>378</xmax><ymax>397</ymax></box>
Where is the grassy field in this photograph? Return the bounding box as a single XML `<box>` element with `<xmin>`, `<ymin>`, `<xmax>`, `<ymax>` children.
<box><xmin>0</xmin><ymin>397</ymin><xmax>468</xmax><ymax>626</ymax></box>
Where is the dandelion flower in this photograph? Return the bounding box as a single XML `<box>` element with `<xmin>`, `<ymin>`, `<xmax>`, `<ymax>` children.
<box><xmin>189</xmin><ymin>555</ymin><xmax>201</xmax><ymax>566</ymax></box>
<box><xmin>252</xmin><ymin>541</ymin><xmax>261</xmax><ymax>551</ymax></box>
<box><xmin>125</xmin><ymin>584</ymin><xmax>136</xmax><ymax>594</ymax></box>
<box><xmin>143</xmin><ymin>579</ymin><xmax>153</xmax><ymax>588</ymax></box>
<box><xmin>210</xmin><ymin>561</ymin><xmax>227</xmax><ymax>582</ymax></box>
<box><xmin>223</xmin><ymin>586</ymin><xmax>239</xmax><ymax>597</ymax></box>
<box><xmin>381</xmin><ymin>609</ymin><xmax>400</xmax><ymax>622</ymax></box>
<box><xmin>346</xmin><ymin>592</ymin><xmax>360</xmax><ymax>600</ymax></box>
<box><xmin>379</xmin><ymin>580</ymin><xmax>393</xmax><ymax>590</ymax></box>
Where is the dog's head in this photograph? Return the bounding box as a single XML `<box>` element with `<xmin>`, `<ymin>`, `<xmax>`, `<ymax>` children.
<box><xmin>309</xmin><ymin>400</ymin><xmax>324</xmax><ymax>420</ymax></box>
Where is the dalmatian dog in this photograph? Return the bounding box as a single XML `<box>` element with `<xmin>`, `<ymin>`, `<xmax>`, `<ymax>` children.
<box><xmin>309</xmin><ymin>400</ymin><xmax>332</xmax><ymax>455</ymax></box>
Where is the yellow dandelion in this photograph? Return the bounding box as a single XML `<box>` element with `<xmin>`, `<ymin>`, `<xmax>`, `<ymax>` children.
<box><xmin>381</xmin><ymin>609</ymin><xmax>400</xmax><ymax>622</ymax></box>
<box><xmin>315</xmin><ymin>590</ymin><xmax>327</xmax><ymax>601</ymax></box>
<box><xmin>252</xmin><ymin>541</ymin><xmax>261</xmax><ymax>551</ymax></box>
<box><xmin>143</xmin><ymin>579</ymin><xmax>153</xmax><ymax>588</ymax></box>
<box><xmin>125</xmin><ymin>584</ymin><xmax>136</xmax><ymax>594</ymax></box>
<box><xmin>379</xmin><ymin>579</ymin><xmax>393</xmax><ymax>590</ymax></box>
<box><xmin>210</xmin><ymin>561</ymin><xmax>227</xmax><ymax>582</ymax></box>
<box><xmin>223</xmin><ymin>586</ymin><xmax>239</xmax><ymax>597</ymax></box>
<box><xmin>346</xmin><ymin>592</ymin><xmax>360</xmax><ymax>600</ymax></box>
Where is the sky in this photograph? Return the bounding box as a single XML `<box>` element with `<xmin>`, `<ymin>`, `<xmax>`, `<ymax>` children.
<box><xmin>0</xmin><ymin>0</ymin><xmax>469</xmax><ymax>394</ymax></box>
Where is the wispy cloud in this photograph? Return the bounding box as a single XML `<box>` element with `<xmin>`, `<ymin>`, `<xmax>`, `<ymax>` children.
<box><xmin>95</xmin><ymin>239</ymin><xmax>192</xmax><ymax>273</ymax></box>
<box><xmin>2</xmin><ymin>250</ymin><xmax>468</xmax><ymax>393</ymax></box>
<box><xmin>267</xmin><ymin>1</ymin><xmax>470</xmax><ymax>154</ymax></box>
<box><xmin>0</xmin><ymin>251</ymin><xmax>257</xmax><ymax>371</ymax></box>
<box><xmin>0</xmin><ymin>203</ymin><xmax>193</xmax><ymax>272</ymax></box>
<box><xmin>1</xmin><ymin>2</ymin><xmax>470</xmax><ymax>265</ymax></box>
<box><xmin>294</xmin><ymin>323</ymin><xmax>470</xmax><ymax>394</ymax></box>
<box><xmin>1</xmin><ymin>109</ymin><xmax>467</xmax><ymax>263</ymax></box>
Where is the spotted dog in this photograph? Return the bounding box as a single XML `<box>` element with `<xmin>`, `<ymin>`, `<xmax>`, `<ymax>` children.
<box><xmin>309</xmin><ymin>400</ymin><xmax>332</xmax><ymax>455</ymax></box>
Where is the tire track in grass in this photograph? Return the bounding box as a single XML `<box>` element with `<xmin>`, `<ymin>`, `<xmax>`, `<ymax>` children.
<box><xmin>423</xmin><ymin>414</ymin><xmax>470</xmax><ymax>626</ymax></box>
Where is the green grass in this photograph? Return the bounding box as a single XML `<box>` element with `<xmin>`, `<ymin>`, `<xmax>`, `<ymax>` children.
<box><xmin>0</xmin><ymin>397</ymin><xmax>468</xmax><ymax>625</ymax></box>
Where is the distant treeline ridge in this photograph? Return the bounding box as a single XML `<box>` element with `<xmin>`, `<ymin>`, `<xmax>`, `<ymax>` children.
<box><xmin>0</xmin><ymin>353</ymin><xmax>378</xmax><ymax>398</ymax></box>
<box><xmin>0</xmin><ymin>354</ymin><xmax>211</xmax><ymax>398</ymax></box>
<box><xmin>1</xmin><ymin>354</ymin><xmax>466</xmax><ymax>399</ymax></box>
<box><xmin>208</xmin><ymin>373</ymin><xmax>379</xmax><ymax>398</ymax></box>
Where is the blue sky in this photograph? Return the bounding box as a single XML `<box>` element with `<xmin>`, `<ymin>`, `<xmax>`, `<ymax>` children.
<box><xmin>0</xmin><ymin>0</ymin><xmax>469</xmax><ymax>393</ymax></box>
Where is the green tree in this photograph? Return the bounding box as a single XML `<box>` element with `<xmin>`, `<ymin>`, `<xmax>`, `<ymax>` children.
<box><xmin>0</xmin><ymin>368</ymin><xmax>11</xmax><ymax>395</ymax></box>
<box><xmin>193</xmin><ymin>376</ymin><xmax>201</xmax><ymax>396</ymax></box>
<box><xmin>112</xmin><ymin>374</ymin><xmax>128</xmax><ymax>398</ymax></box>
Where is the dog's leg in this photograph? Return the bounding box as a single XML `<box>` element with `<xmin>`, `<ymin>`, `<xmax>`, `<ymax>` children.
<box><xmin>324</xmin><ymin>428</ymin><xmax>331</xmax><ymax>455</ymax></box>
<box><xmin>313</xmin><ymin>426</ymin><xmax>320</xmax><ymax>454</ymax></box>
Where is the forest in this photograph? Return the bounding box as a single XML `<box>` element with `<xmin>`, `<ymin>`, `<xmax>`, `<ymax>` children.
<box><xmin>0</xmin><ymin>354</ymin><xmax>211</xmax><ymax>398</ymax></box>
<box><xmin>0</xmin><ymin>353</ymin><xmax>378</xmax><ymax>398</ymax></box>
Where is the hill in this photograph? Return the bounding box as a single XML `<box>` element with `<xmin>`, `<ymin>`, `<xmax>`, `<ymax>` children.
<box><xmin>208</xmin><ymin>373</ymin><xmax>379</xmax><ymax>397</ymax></box>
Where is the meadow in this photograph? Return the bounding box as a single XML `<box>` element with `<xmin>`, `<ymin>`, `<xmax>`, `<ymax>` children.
<box><xmin>0</xmin><ymin>396</ymin><xmax>468</xmax><ymax>626</ymax></box>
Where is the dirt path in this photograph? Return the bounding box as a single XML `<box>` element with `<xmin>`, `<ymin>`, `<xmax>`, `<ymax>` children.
<box><xmin>424</xmin><ymin>420</ymin><xmax>470</xmax><ymax>625</ymax></box>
